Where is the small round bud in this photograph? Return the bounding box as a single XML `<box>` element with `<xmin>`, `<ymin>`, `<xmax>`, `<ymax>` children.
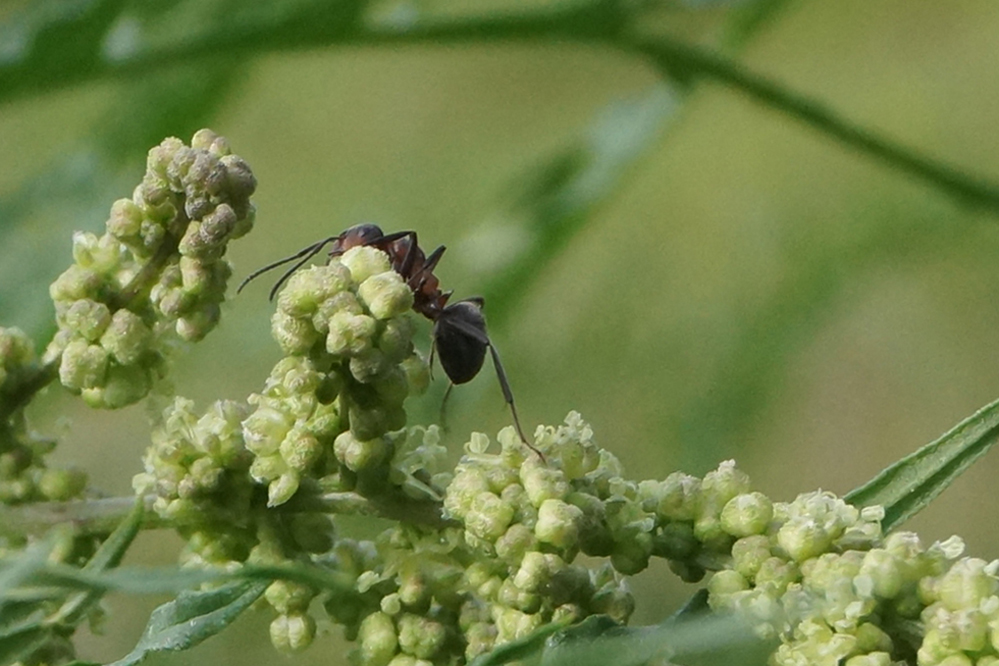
<box><xmin>334</xmin><ymin>431</ymin><xmax>390</xmax><ymax>472</ymax></box>
<box><xmin>342</xmin><ymin>246</ymin><xmax>391</xmax><ymax>284</ymax></box>
<box><xmin>270</xmin><ymin>612</ymin><xmax>316</xmax><ymax>652</ymax></box>
<box><xmin>396</xmin><ymin>614</ymin><xmax>446</xmax><ymax>659</ymax></box>
<box><xmin>720</xmin><ymin>492</ymin><xmax>774</xmax><ymax>537</ymax></box>
<box><xmin>465</xmin><ymin>491</ymin><xmax>515</xmax><ymax>542</ymax></box>
<box><xmin>358</xmin><ymin>271</ymin><xmax>414</xmax><ymax>320</ymax></box>
<box><xmin>358</xmin><ymin>611</ymin><xmax>398</xmax><ymax>666</ymax></box>
<box><xmin>63</xmin><ymin>299</ymin><xmax>112</xmax><ymax>342</ymax></box>
<box><xmin>327</xmin><ymin>312</ymin><xmax>377</xmax><ymax>356</ymax></box>
<box><xmin>59</xmin><ymin>340</ymin><xmax>109</xmax><ymax>390</ymax></box>
<box><xmin>534</xmin><ymin>499</ymin><xmax>583</xmax><ymax>550</ymax></box>
<box><xmin>267</xmin><ymin>471</ymin><xmax>300</xmax><ymax>507</ymax></box>
<box><xmin>100</xmin><ymin>309</ymin><xmax>153</xmax><ymax>365</ymax></box>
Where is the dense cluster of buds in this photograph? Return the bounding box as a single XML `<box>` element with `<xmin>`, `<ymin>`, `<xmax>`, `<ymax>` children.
<box><xmin>0</xmin><ymin>327</ymin><xmax>87</xmax><ymax>509</ymax></box>
<box><xmin>48</xmin><ymin>130</ymin><xmax>256</xmax><ymax>408</ymax></box>
<box><xmin>18</xmin><ymin>130</ymin><xmax>999</xmax><ymax>666</ymax></box>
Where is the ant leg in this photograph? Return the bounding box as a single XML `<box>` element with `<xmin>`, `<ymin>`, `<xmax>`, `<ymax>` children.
<box><xmin>439</xmin><ymin>382</ymin><xmax>454</xmax><ymax>434</ymax></box>
<box><xmin>486</xmin><ymin>343</ymin><xmax>542</xmax><ymax>459</ymax></box>
<box><xmin>236</xmin><ymin>237</ymin><xmax>336</xmax><ymax>297</ymax></box>
<box><xmin>411</xmin><ymin>245</ymin><xmax>448</xmax><ymax>292</ymax></box>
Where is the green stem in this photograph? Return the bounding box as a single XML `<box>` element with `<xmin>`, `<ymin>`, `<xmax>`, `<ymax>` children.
<box><xmin>0</xmin><ymin>491</ymin><xmax>451</xmax><ymax>539</ymax></box>
<box><xmin>627</xmin><ymin>37</ymin><xmax>999</xmax><ymax>212</ymax></box>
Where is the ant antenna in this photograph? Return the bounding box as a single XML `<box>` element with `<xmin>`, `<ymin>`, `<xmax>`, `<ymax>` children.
<box><xmin>236</xmin><ymin>236</ymin><xmax>338</xmax><ymax>300</ymax></box>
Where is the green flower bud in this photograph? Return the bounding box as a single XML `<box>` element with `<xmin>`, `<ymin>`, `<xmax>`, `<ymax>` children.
<box><xmin>62</xmin><ymin>299</ymin><xmax>112</xmax><ymax>342</ymax></box>
<box><xmin>267</xmin><ymin>471</ymin><xmax>300</xmax><ymax>507</ymax></box>
<box><xmin>271</xmin><ymin>311</ymin><xmax>320</xmax><ymax>356</ymax></box>
<box><xmin>854</xmin><ymin>623</ymin><xmax>893</xmax><ymax>654</ymax></box>
<box><xmin>856</xmin><ymin>549</ymin><xmax>904</xmax><ymax>600</ymax></box>
<box><xmin>100</xmin><ymin>309</ymin><xmax>153</xmax><ymax>365</ymax></box>
<box><xmin>936</xmin><ymin>558</ymin><xmax>998</xmax><ymax>611</ymax></box>
<box><xmin>611</xmin><ymin>531</ymin><xmax>653</xmax><ymax>575</ymax></box>
<box><xmin>656</xmin><ymin>472</ymin><xmax>701</xmax><ymax>521</ymax></box>
<box><xmin>590</xmin><ymin>579</ymin><xmax>635</xmax><ymax>624</ymax></box>
<box><xmin>520</xmin><ymin>458</ymin><xmax>569</xmax><ymax>507</ymax></box>
<box><xmin>378</xmin><ymin>316</ymin><xmax>415</xmax><ymax>361</ymax></box>
<box><xmin>396</xmin><ymin>614</ymin><xmax>446</xmax><ymax>659</ymax></box>
<box><xmin>843</xmin><ymin>653</ymin><xmax>892</xmax><ymax>666</ymax></box>
<box><xmin>348</xmin><ymin>402</ymin><xmax>404</xmax><ymax>441</ymax></box>
<box><xmin>279</xmin><ymin>264</ymin><xmax>351</xmax><ymax>316</ymax></box>
<box><xmin>778</xmin><ymin>517</ymin><xmax>835</xmax><ymax>563</ymax></box>
<box><xmin>334</xmin><ymin>431</ymin><xmax>390</xmax><ymax>472</ymax></box>
<box><xmin>350</xmin><ymin>349</ymin><xmax>388</xmax><ymax>383</ymax></box>
<box><xmin>709</xmin><ymin>569</ymin><xmax>749</xmax><ymax>597</ymax></box>
<box><xmin>720</xmin><ymin>492</ymin><xmax>774</xmax><ymax>537</ymax></box>
<box><xmin>243</xmin><ymin>406</ymin><xmax>293</xmax><ymax>456</ymax></box>
<box><xmin>265</xmin><ymin>580</ymin><xmax>315</xmax><ymax>614</ymax></box>
<box><xmin>495</xmin><ymin>524</ymin><xmax>537</xmax><ymax>564</ymax></box>
<box><xmin>59</xmin><ymin>340</ymin><xmax>109</xmax><ymax>390</ymax></box>
<box><xmin>37</xmin><ymin>467</ymin><xmax>87</xmax><ymax>501</ymax></box>
<box><xmin>342</xmin><ymin>246</ymin><xmax>391</xmax><ymax>284</ymax></box>
<box><xmin>280</xmin><ymin>428</ymin><xmax>321</xmax><ymax>472</ymax></box>
<box><xmin>270</xmin><ymin>611</ymin><xmax>316</xmax><ymax>652</ymax></box>
<box><xmin>107</xmin><ymin>198</ymin><xmax>144</xmax><ymax>244</ymax></box>
<box><xmin>358</xmin><ymin>271</ymin><xmax>414</xmax><ymax>320</ymax></box>
<box><xmin>465</xmin><ymin>491</ymin><xmax>515</xmax><ymax>542</ymax></box>
<box><xmin>513</xmin><ymin>552</ymin><xmax>549</xmax><ymax>592</ymax></box>
<box><xmin>731</xmin><ymin>535</ymin><xmax>771</xmax><ymax>580</ymax></box>
<box><xmin>86</xmin><ymin>363</ymin><xmax>153</xmax><ymax>408</ymax></box>
<box><xmin>50</xmin><ymin>264</ymin><xmax>104</xmax><ymax>303</ymax></box>
<box><xmin>401</xmin><ymin>355</ymin><xmax>430</xmax><ymax>395</ymax></box>
<box><xmin>327</xmin><ymin>312</ymin><xmax>377</xmax><ymax>356</ymax></box>
<box><xmin>754</xmin><ymin>557</ymin><xmax>799</xmax><ymax>596</ymax></box>
<box><xmin>358</xmin><ymin>611</ymin><xmax>398</xmax><ymax>666</ymax></box>
<box><xmin>465</xmin><ymin>621</ymin><xmax>497</xmax><ymax>660</ymax></box>
<box><xmin>381</xmin><ymin>593</ymin><xmax>403</xmax><ymax>616</ymax></box>
<box><xmin>535</xmin><ymin>498</ymin><xmax>583</xmax><ymax>550</ymax></box>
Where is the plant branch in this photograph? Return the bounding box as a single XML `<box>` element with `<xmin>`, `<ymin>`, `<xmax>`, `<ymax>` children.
<box><xmin>627</xmin><ymin>36</ymin><xmax>999</xmax><ymax>212</ymax></box>
<box><xmin>0</xmin><ymin>491</ymin><xmax>451</xmax><ymax>540</ymax></box>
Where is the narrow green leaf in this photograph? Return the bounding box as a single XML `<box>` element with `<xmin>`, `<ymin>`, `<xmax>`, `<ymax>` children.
<box><xmin>468</xmin><ymin>617</ymin><xmax>571</xmax><ymax>666</ymax></box>
<box><xmin>0</xmin><ymin>620</ymin><xmax>51</xmax><ymax>666</ymax></box>
<box><xmin>55</xmin><ymin>497</ymin><xmax>144</xmax><ymax>625</ymax></box>
<box><xmin>477</xmin><ymin>84</ymin><xmax>679</xmax><ymax>327</ymax></box>
<box><xmin>107</xmin><ymin>579</ymin><xmax>268</xmax><ymax>666</ymax></box>
<box><xmin>846</xmin><ymin>397</ymin><xmax>999</xmax><ymax>532</ymax></box>
<box><xmin>0</xmin><ymin>538</ymin><xmax>58</xmax><ymax>619</ymax></box>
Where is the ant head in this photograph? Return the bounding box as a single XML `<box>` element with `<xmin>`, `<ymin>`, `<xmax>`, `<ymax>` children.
<box><xmin>333</xmin><ymin>224</ymin><xmax>385</xmax><ymax>254</ymax></box>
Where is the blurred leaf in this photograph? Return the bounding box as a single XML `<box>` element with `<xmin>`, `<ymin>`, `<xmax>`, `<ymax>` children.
<box><xmin>0</xmin><ymin>620</ymin><xmax>51</xmax><ymax>666</ymax></box>
<box><xmin>846</xmin><ymin>397</ymin><xmax>999</xmax><ymax>532</ymax></box>
<box><xmin>722</xmin><ymin>0</ymin><xmax>800</xmax><ymax>48</ymax></box>
<box><xmin>474</xmin><ymin>84</ymin><xmax>679</xmax><ymax>326</ymax></box>
<box><xmin>55</xmin><ymin>498</ymin><xmax>144</xmax><ymax>625</ymax></box>
<box><xmin>107</xmin><ymin>579</ymin><xmax>268</xmax><ymax>666</ymax></box>
<box><xmin>0</xmin><ymin>539</ymin><xmax>56</xmax><ymax>607</ymax></box>
<box><xmin>468</xmin><ymin>616</ymin><xmax>571</xmax><ymax>666</ymax></box>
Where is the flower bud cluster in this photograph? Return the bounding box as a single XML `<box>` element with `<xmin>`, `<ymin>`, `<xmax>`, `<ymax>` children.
<box><xmin>0</xmin><ymin>327</ymin><xmax>87</xmax><ymax>507</ymax></box>
<box><xmin>702</xmin><ymin>484</ymin><xmax>999</xmax><ymax>666</ymax></box>
<box><xmin>134</xmin><ymin>397</ymin><xmax>254</xmax><ymax>553</ymax></box>
<box><xmin>241</xmin><ymin>245</ymin><xmax>430</xmax><ymax>507</ymax></box>
<box><xmin>49</xmin><ymin>129</ymin><xmax>255</xmax><ymax>408</ymax></box>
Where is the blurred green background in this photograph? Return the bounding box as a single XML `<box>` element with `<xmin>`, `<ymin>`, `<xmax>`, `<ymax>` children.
<box><xmin>4</xmin><ymin>0</ymin><xmax>999</xmax><ymax>663</ymax></box>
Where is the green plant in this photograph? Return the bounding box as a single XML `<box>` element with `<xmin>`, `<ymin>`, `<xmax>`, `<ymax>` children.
<box><xmin>4</xmin><ymin>3</ymin><xmax>999</xmax><ymax>666</ymax></box>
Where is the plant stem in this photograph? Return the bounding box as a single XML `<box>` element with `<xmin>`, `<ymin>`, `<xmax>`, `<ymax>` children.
<box><xmin>0</xmin><ymin>492</ymin><xmax>450</xmax><ymax>539</ymax></box>
<box><xmin>628</xmin><ymin>37</ymin><xmax>999</xmax><ymax>212</ymax></box>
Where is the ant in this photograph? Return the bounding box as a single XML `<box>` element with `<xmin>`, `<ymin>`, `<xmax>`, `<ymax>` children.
<box><xmin>238</xmin><ymin>224</ymin><xmax>541</xmax><ymax>457</ymax></box>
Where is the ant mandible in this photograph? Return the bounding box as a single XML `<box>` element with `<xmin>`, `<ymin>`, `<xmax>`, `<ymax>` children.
<box><xmin>237</xmin><ymin>224</ymin><xmax>541</xmax><ymax>457</ymax></box>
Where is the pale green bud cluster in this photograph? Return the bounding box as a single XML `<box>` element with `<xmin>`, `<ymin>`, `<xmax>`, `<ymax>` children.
<box><xmin>134</xmin><ymin>397</ymin><xmax>255</xmax><ymax>562</ymax></box>
<box><xmin>0</xmin><ymin>327</ymin><xmax>87</xmax><ymax>506</ymax></box>
<box><xmin>242</xmin><ymin>245</ymin><xmax>429</xmax><ymax>508</ymax></box>
<box><xmin>702</xmin><ymin>484</ymin><xmax>999</xmax><ymax>666</ymax></box>
<box><xmin>49</xmin><ymin>129</ymin><xmax>255</xmax><ymax>408</ymax></box>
